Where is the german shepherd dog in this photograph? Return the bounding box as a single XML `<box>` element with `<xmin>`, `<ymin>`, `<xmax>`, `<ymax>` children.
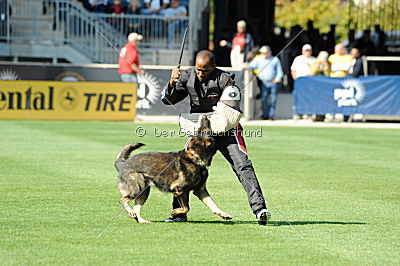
<box><xmin>115</xmin><ymin>116</ymin><xmax>232</xmax><ymax>223</ymax></box>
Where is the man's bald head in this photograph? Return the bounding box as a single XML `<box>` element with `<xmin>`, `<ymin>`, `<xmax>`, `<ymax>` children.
<box><xmin>195</xmin><ymin>50</ymin><xmax>215</xmax><ymax>82</ymax></box>
<box><xmin>335</xmin><ymin>43</ymin><xmax>346</xmax><ymax>55</ymax></box>
<box><xmin>196</xmin><ymin>50</ymin><xmax>215</xmax><ymax>65</ymax></box>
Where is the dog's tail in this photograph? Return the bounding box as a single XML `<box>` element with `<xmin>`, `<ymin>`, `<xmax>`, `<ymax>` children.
<box><xmin>115</xmin><ymin>143</ymin><xmax>145</xmax><ymax>171</ymax></box>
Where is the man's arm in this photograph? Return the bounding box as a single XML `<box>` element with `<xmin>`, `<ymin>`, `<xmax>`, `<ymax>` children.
<box><xmin>290</xmin><ymin>57</ymin><xmax>298</xmax><ymax>79</ymax></box>
<box><xmin>291</xmin><ymin>70</ymin><xmax>297</xmax><ymax>80</ymax></box>
<box><xmin>161</xmin><ymin>69</ymin><xmax>189</xmax><ymax>105</ymax></box>
<box><xmin>131</xmin><ymin>63</ymin><xmax>144</xmax><ymax>75</ymax></box>
<box><xmin>220</xmin><ymin>33</ymin><xmax>236</xmax><ymax>49</ymax></box>
<box><xmin>249</xmin><ymin>57</ymin><xmax>258</xmax><ymax>70</ymax></box>
<box><xmin>274</xmin><ymin>59</ymin><xmax>283</xmax><ymax>82</ymax></box>
<box><xmin>178</xmin><ymin>6</ymin><xmax>187</xmax><ymax>16</ymax></box>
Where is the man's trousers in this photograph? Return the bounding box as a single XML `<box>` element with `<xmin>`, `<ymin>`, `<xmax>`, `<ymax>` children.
<box><xmin>172</xmin><ymin>124</ymin><xmax>267</xmax><ymax>215</ymax></box>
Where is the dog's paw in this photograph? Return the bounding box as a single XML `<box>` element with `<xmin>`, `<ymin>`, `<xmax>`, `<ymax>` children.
<box><xmin>170</xmin><ymin>208</ymin><xmax>185</xmax><ymax>217</ymax></box>
<box><xmin>137</xmin><ymin>218</ymin><xmax>151</xmax><ymax>224</ymax></box>
<box><xmin>219</xmin><ymin>212</ymin><xmax>233</xmax><ymax>220</ymax></box>
<box><xmin>170</xmin><ymin>210</ymin><xmax>178</xmax><ymax>217</ymax></box>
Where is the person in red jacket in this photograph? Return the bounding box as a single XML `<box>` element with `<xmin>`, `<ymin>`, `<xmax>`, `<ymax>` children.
<box><xmin>119</xmin><ymin>32</ymin><xmax>144</xmax><ymax>83</ymax></box>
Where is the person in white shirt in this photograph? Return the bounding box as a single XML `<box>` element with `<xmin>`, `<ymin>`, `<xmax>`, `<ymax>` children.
<box><xmin>162</xmin><ymin>0</ymin><xmax>187</xmax><ymax>17</ymax></box>
<box><xmin>141</xmin><ymin>0</ymin><xmax>170</xmax><ymax>15</ymax></box>
<box><xmin>89</xmin><ymin>0</ymin><xmax>108</xmax><ymax>12</ymax></box>
<box><xmin>291</xmin><ymin>44</ymin><xmax>316</xmax><ymax>80</ymax></box>
<box><xmin>163</xmin><ymin>0</ymin><xmax>187</xmax><ymax>47</ymax></box>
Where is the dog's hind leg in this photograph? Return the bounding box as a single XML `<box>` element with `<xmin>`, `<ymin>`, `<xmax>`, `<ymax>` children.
<box><xmin>118</xmin><ymin>173</ymin><xmax>146</xmax><ymax>220</ymax></box>
<box><xmin>133</xmin><ymin>186</ymin><xmax>151</xmax><ymax>223</ymax></box>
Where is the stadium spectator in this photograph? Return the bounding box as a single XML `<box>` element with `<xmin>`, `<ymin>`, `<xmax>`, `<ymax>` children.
<box><xmin>372</xmin><ymin>24</ymin><xmax>387</xmax><ymax>56</ymax></box>
<box><xmin>126</xmin><ymin>0</ymin><xmax>142</xmax><ymax>33</ymax></box>
<box><xmin>303</xmin><ymin>20</ymin><xmax>322</xmax><ymax>54</ymax></box>
<box><xmin>77</xmin><ymin>0</ymin><xmax>93</xmax><ymax>11</ymax></box>
<box><xmin>354</xmin><ymin>30</ymin><xmax>376</xmax><ymax>56</ymax></box>
<box><xmin>309</xmin><ymin>50</ymin><xmax>331</xmax><ymax>121</ymax></box>
<box><xmin>219</xmin><ymin>20</ymin><xmax>254</xmax><ymax>68</ymax></box>
<box><xmin>291</xmin><ymin>44</ymin><xmax>315</xmax><ymax>80</ymax></box>
<box><xmin>328</xmin><ymin>43</ymin><xmax>352</xmax><ymax>77</ymax></box>
<box><xmin>107</xmin><ymin>0</ymin><xmax>127</xmax><ymax>14</ymax></box>
<box><xmin>326</xmin><ymin>24</ymin><xmax>336</xmax><ymax>54</ymax></box>
<box><xmin>107</xmin><ymin>0</ymin><xmax>127</xmax><ymax>29</ymax></box>
<box><xmin>286</xmin><ymin>25</ymin><xmax>307</xmax><ymax>91</ymax></box>
<box><xmin>310</xmin><ymin>51</ymin><xmax>331</xmax><ymax>76</ymax></box>
<box><xmin>163</xmin><ymin>0</ymin><xmax>187</xmax><ymax>47</ymax></box>
<box><xmin>249</xmin><ymin>45</ymin><xmax>283</xmax><ymax>120</ymax></box>
<box><xmin>271</xmin><ymin>26</ymin><xmax>287</xmax><ymax>54</ymax></box>
<box><xmin>119</xmin><ymin>32</ymin><xmax>144</xmax><ymax>83</ymax></box>
<box><xmin>163</xmin><ymin>0</ymin><xmax>186</xmax><ymax>17</ymax></box>
<box><xmin>349</xmin><ymin>47</ymin><xmax>364</xmax><ymax>77</ymax></box>
<box><xmin>141</xmin><ymin>0</ymin><xmax>169</xmax><ymax>15</ymax></box>
<box><xmin>126</xmin><ymin>0</ymin><xmax>141</xmax><ymax>14</ymax></box>
<box><xmin>348</xmin><ymin>29</ymin><xmax>356</xmax><ymax>49</ymax></box>
<box><xmin>89</xmin><ymin>0</ymin><xmax>108</xmax><ymax>13</ymax></box>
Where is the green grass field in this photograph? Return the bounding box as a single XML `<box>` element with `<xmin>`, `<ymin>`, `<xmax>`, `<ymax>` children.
<box><xmin>1</xmin><ymin>120</ymin><xmax>399</xmax><ymax>264</ymax></box>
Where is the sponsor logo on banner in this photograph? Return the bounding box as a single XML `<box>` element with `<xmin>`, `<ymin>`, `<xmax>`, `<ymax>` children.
<box><xmin>55</xmin><ymin>71</ymin><xmax>86</xmax><ymax>82</ymax></box>
<box><xmin>0</xmin><ymin>68</ymin><xmax>19</xmax><ymax>81</ymax></box>
<box><xmin>0</xmin><ymin>81</ymin><xmax>137</xmax><ymax>120</ymax></box>
<box><xmin>334</xmin><ymin>79</ymin><xmax>365</xmax><ymax>107</ymax></box>
<box><xmin>137</xmin><ymin>72</ymin><xmax>161</xmax><ymax>109</ymax></box>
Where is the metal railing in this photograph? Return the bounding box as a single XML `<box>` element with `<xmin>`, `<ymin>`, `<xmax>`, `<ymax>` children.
<box><xmin>0</xmin><ymin>0</ymin><xmax>11</xmax><ymax>41</ymax></box>
<box><xmin>0</xmin><ymin>0</ymin><xmax>189</xmax><ymax>63</ymax></box>
<box><xmin>94</xmin><ymin>13</ymin><xmax>189</xmax><ymax>49</ymax></box>
<box><xmin>363</xmin><ymin>56</ymin><xmax>400</xmax><ymax>76</ymax></box>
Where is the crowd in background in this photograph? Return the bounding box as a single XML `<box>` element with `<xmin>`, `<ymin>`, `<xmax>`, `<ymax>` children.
<box><xmin>75</xmin><ymin>0</ymin><xmax>189</xmax><ymax>46</ymax></box>
<box><xmin>77</xmin><ymin>0</ymin><xmax>189</xmax><ymax>16</ymax></box>
<box><xmin>217</xmin><ymin>20</ymin><xmax>389</xmax><ymax>86</ymax></box>
<box><xmin>216</xmin><ymin>19</ymin><xmax>392</xmax><ymax>120</ymax></box>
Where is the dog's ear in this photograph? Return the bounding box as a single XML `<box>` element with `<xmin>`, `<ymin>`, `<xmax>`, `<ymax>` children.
<box><xmin>199</xmin><ymin>115</ymin><xmax>211</xmax><ymax>130</ymax></box>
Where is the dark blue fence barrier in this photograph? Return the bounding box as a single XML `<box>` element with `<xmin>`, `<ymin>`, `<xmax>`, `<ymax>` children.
<box><xmin>294</xmin><ymin>76</ymin><xmax>400</xmax><ymax>116</ymax></box>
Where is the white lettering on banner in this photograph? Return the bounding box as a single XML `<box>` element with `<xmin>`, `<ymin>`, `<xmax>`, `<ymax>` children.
<box><xmin>334</xmin><ymin>79</ymin><xmax>365</xmax><ymax>107</ymax></box>
<box><xmin>136</xmin><ymin>72</ymin><xmax>161</xmax><ymax>109</ymax></box>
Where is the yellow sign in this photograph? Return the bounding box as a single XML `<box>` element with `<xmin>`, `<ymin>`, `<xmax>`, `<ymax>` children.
<box><xmin>0</xmin><ymin>81</ymin><xmax>137</xmax><ymax>120</ymax></box>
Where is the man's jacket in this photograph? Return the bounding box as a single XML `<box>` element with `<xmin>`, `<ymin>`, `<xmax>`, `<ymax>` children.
<box><xmin>162</xmin><ymin>67</ymin><xmax>233</xmax><ymax>113</ymax></box>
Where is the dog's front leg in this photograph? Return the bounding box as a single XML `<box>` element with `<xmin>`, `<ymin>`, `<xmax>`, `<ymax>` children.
<box><xmin>119</xmin><ymin>197</ymin><xmax>136</xmax><ymax>219</ymax></box>
<box><xmin>194</xmin><ymin>187</ymin><xmax>232</xmax><ymax>220</ymax></box>
<box><xmin>170</xmin><ymin>190</ymin><xmax>189</xmax><ymax>217</ymax></box>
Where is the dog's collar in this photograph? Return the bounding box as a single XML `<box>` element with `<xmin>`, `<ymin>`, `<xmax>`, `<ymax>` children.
<box><xmin>189</xmin><ymin>150</ymin><xmax>208</xmax><ymax>169</ymax></box>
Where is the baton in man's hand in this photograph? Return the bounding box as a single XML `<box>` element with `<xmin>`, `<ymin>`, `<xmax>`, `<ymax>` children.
<box><xmin>174</xmin><ymin>27</ymin><xmax>188</xmax><ymax>83</ymax></box>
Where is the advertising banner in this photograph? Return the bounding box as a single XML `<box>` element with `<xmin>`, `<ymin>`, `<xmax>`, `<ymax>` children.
<box><xmin>0</xmin><ymin>64</ymin><xmax>244</xmax><ymax>116</ymax></box>
<box><xmin>294</xmin><ymin>76</ymin><xmax>400</xmax><ymax>116</ymax></box>
<box><xmin>0</xmin><ymin>81</ymin><xmax>137</xmax><ymax>120</ymax></box>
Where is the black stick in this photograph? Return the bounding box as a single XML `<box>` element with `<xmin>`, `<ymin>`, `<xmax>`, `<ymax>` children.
<box><xmin>177</xmin><ymin>27</ymin><xmax>189</xmax><ymax>70</ymax></box>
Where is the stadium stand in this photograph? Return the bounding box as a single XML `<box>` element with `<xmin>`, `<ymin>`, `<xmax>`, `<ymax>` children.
<box><xmin>0</xmin><ymin>0</ymin><xmax>201</xmax><ymax>64</ymax></box>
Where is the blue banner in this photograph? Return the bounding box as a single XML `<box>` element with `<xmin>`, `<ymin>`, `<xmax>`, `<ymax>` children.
<box><xmin>294</xmin><ymin>76</ymin><xmax>400</xmax><ymax>116</ymax></box>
